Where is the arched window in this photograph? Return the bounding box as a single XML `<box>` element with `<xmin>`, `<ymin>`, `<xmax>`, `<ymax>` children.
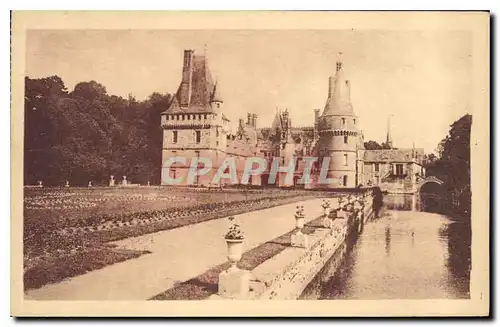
<box><xmin>342</xmin><ymin>118</ymin><xmax>346</xmax><ymax>126</ymax></box>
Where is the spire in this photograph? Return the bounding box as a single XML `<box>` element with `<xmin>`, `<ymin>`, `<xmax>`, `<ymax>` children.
<box><xmin>271</xmin><ymin>107</ymin><xmax>281</xmax><ymax>130</ymax></box>
<box><xmin>322</xmin><ymin>52</ymin><xmax>354</xmax><ymax>116</ymax></box>
<box><xmin>386</xmin><ymin>114</ymin><xmax>393</xmax><ymax>149</ymax></box>
<box><xmin>211</xmin><ymin>79</ymin><xmax>223</xmax><ymax>103</ymax></box>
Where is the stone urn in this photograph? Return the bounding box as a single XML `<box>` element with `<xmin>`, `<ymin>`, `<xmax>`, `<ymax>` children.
<box><xmin>321</xmin><ymin>200</ymin><xmax>330</xmax><ymax>217</ymax></box>
<box><xmin>224</xmin><ymin>217</ymin><xmax>245</xmax><ymax>270</ymax></box>
<box><xmin>291</xmin><ymin>205</ymin><xmax>308</xmax><ymax>248</ymax></box>
<box><xmin>294</xmin><ymin>205</ymin><xmax>305</xmax><ymax>230</ymax></box>
<box><xmin>225</xmin><ymin>238</ymin><xmax>244</xmax><ymax>270</ymax></box>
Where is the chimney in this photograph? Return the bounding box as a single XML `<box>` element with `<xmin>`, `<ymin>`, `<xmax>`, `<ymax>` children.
<box><xmin>247</xmin><ymin>113</ymin><xmax>252</xmax><ymax>126</ymax></box>
<box><xmin>252</xmin><ymin>114</ymin><xmax>257</xmax><ymax>128</ymax></box>
<box><xmin>180</xmin><ymin>49</ymin><xmax>194</xmax><ymax>106</ymax></box>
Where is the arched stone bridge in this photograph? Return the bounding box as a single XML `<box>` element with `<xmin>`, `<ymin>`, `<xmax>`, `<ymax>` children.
<box><xmin>416</xmin><ymin>176</ymin><xmax>444</xmax><ymax>193</ymax></box>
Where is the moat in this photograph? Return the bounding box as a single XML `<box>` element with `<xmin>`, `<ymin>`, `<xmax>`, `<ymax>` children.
<box><xmin>301</xmin><ymin>193</ymin><xmax>471</xmax><ymax>299</ymax></box>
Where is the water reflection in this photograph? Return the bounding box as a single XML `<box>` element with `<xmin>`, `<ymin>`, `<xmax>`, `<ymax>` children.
<box><xmin>384</xmin><ymin>193</ymin><xmax>446</xmax><ymax>213</ymax></box>
<box><xmin>301</xmin><ymin>193</ymin><xmax>471</xmax><ymax>299</ymax></box>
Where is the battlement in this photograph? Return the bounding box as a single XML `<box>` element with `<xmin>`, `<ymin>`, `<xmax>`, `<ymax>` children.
<box><xmin>161</xmin><ymin>112</ymin><xmax>228</xmax><ymax>129</ymax></box>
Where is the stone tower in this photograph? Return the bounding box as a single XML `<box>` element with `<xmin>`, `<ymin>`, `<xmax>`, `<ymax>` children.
<box><xmin>270</xmin><ymin>108</ymin><xmax>296</xmax><ymax>186</ymax></box>
<box><xmin>160</xmin><ymin>49</ymin><xmax>230</xmax><ymax>186</ymax></box>
<box><xmin>317</xmin><ymin>58</ymin><xmax>360</xmax><ymax>188</ymax></box>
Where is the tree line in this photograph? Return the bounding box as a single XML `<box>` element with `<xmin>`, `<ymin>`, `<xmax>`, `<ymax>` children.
<box><xmin>24</xmin><ymin>76</ymin><xmax>171</xmax><ymax>186</ymax></box>
<box><xmin>425</xmin><ymin>114</ymin><xmax>472</xmax><ymax>218</ymax></box>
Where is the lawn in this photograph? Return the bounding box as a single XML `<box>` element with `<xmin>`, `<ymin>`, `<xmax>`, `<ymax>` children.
<box><xmin>23</xmin><ymin>186</ymin><xmax>327</xmax><ymax>291</ymax></box>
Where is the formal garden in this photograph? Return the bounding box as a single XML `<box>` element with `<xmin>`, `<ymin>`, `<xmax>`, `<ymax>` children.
<box><xmin>23</xmin><ymin>186</ymin><xmax>324</xmax><ymax>290</ymax></box>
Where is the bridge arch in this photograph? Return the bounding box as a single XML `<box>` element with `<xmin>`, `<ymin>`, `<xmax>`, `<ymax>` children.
<box><xmin>416</xmin><ymin>176</ymin><xmax>444</xmax><ymax>193</ymax></box>
<box><xmin>416</xmin><ymin>176</ymin><xmax>445</xmax><ymax>213</ymax></box>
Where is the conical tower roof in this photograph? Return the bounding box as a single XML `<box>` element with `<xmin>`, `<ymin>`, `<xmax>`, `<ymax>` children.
<box><xmin>211</xmin><ymin>80</ymin><xmax>223</xmax><ymax>102</ymax></box>
<box><xmin>322</xmin><ymin>61</ymin><xmax>354</xmax><ymax>116</ymax></box>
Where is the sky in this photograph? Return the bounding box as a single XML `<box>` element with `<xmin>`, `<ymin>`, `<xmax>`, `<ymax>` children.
<box><xmin>25</xmin><ymin>29</ymin><xmax>472</xmax><ymax>154</ymax></box>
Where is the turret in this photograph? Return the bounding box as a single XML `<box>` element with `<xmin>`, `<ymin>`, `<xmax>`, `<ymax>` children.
<box><xmin>210</xmin><ymin>81</ymin><xmax>223</xmax><ymax>113</ymax></box>
<box><xmin>317</xmin><ymin>55</ymin><xmax>360</xmax><ymax>188</ymax></box>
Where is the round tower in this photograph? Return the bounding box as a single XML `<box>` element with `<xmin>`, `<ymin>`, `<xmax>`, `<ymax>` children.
<box><xmin>317</xmin><ymin>59</ymin><xmax>360</xmax><ymax>188</ymax></box>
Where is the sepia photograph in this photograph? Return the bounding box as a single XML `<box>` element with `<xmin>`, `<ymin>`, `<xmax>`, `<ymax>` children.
<box><xmin>10</xmin><ymin>11</ymin><xmax>490</xmax><ymax>317</ymax></box>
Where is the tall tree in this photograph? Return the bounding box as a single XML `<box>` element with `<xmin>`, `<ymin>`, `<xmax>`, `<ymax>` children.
<box><xmin>24</xmin><ymin>76</ymin><xmax>171</xmax><ymax>186</ymax></box>
<box><xmin>426</xmin><ymin>114</ymin><xmax>472</xmax><ymax>217</ymax></box>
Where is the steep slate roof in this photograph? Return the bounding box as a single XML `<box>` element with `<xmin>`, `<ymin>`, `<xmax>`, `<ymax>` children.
<box><xmin>164</xmin><ymin>55</ymin><xmax>217</xmax><ymax>114</ymax></box>
<box><xmin>364</xmin><ymin>148</ymin><xmax>425</xmax><ymax>164</ymax></box>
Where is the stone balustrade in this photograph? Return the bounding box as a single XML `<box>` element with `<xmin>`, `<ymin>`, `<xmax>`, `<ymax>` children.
<box><xmin>213</xmin><ymin>189</ymin><xmax>377</xmax><ymax>300</ymax></box>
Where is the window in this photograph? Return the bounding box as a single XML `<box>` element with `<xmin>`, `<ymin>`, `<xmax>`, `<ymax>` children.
<box><xmin>195</xmin><ymin>131</ymin><xmax>201</xmax><ymax>143</ymax></box>
<box><xmin>353</xmin><ymin>119</ymin><xmax>356</xmax><ymax>125</ymax></box>
<box><xmin>343</xmin><ymin>175</ymin><xmax>348</xmax><ymax>186</ymax></box>
<box><xmin>395</xmin><ymin>164</ymin><xmax>404</xmax><ymax>175</ymax></box>
<box><xmin>374</xmin><ymin>163</ymin><xmax>379</xmax><ymax>172</ymax></box>
<box><xmin>343</xmin><ymin>154</ymin><xmax>348</xmax><ymax>166</ymax></box>
<box><xmin>216</xmin><ymin>128</ymin><xmax>220</xmax><ymax>137</ymax></box>
<box><xmin>341</xmin><ymin>118</ymin><xmax>346</xmax><ymax>126</ymax></box>
<box><xmin>344</xmin><ymin>135</ymin><xmax>348</xmax><ymax>144</ymax></box>
<box><xmin>172</xmin><ymin>131</ymin><xmax>178</xmax><ymax>143</ymax></box>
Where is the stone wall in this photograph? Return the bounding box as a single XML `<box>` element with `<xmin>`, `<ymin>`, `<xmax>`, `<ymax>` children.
<box><xmin>245</xmin><ymin>191</ymin><xmax>374</xmax><ymax>300</ymax></box>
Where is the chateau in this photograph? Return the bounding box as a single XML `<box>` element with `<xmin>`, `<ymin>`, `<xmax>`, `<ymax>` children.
<box><xmin>161</xmin><ymin>49</ymin><xmax>425</xmax><ymax>191</ymax></box>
